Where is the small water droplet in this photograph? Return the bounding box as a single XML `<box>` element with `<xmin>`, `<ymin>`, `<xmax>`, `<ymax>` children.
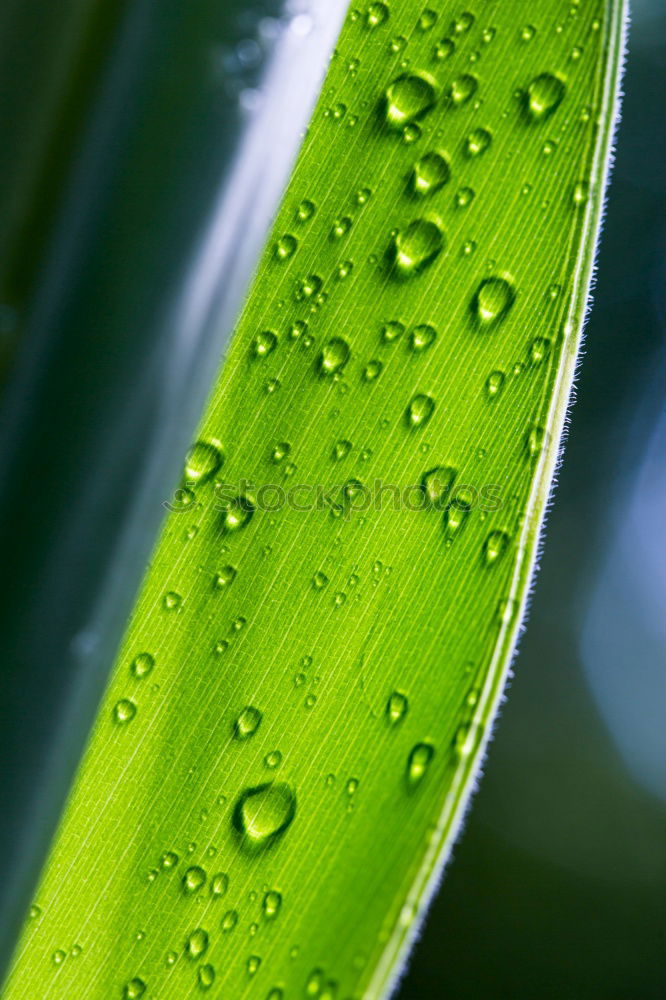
<box><xmin>274</xmin><ymin>234</ymin><xmax>298</xmax><ymax>261</ymax></box>
<box><xmin>572</xmin><ymin>180</ymin><xmax>589</xmax><ymax>206</ymax></box>
<box><xmin>465</xmin><ymin>127</ymin><xmax>492</xmax><ymax>156</ymax></box>
<box><xmin>366</xmin><ymin>1</ymin><xmax>389</xmax><ymax>28</ymax></box>
<box><xmin>214</xmin><ymin>565</ymin><xmax>237</xmax><ymax>589</ymax></box>
<box><xmin>252</xmin><ymin>330</ymin><xmax>278</xmax><ymax>358</ymax></box>
<box><xmin>234</xmin><ymin>705</ymin><xmax>262</xmax><ymax>740</ymax></box>
<box><xmin>455</xmin><ymin>186</ymin><xmax>475</xmax><ymax>208</ymax></box>
<box><xmin>418</xmin><ymin>8</ymin><xmax>438</xmax><ymax>30</ymax></box>
<box><xmin>526</xmin><ymin>425</ymin><xmax>546</xmax><ymax>457</ymax></box>
<box><xmin>407</xmin><ymin>742</ymin><xmax>435</xmax><ymax>785</ymax></box>
<box><xmin>52</xmin><ymin>950</ymin><xmax>66</xmax><ymax>967</ymax></box>
<box><xmin>319</xmin><ymin>338</ymin><xmax>350</xmax><ymax>376</ymax></box>
<box><xmin>392</xmin><ymin>219</ymin><xmax>445</xmax><ymax>275</ymax></box>
<box><xmin>526</xmin><ymin>74</ymin><xmax>566</xmax><ymax>119</ymax></box>
<box><xmin>186</xmin><ymin>928</ymin><xmax>209</xmax><ymax>959</ymax></box>
<box><xmin>363</xmin><ymin>360</ymin><xmax>383</xmax><ymax>382</ymax></box>
<box><xmin>530</xmin><ymin>337</ymin><xmax>551</xmax><ymax>363</ymax></box>
<box><xmin>197</xmin><ymin>964</ymin><xmax>216</xmax><ymax>990</ymax></box>
<box><xmin>410</xmin><ymin>324</ymin><xmax>437</xmax><ymax>351</ymax></box>
<box><xmin>485</xmin><ymin>370</ymin><xmax>505</xmax><ymax>398</ymax></box>
<box><xmin>444</xmin><ymin>486</ymin><xmax>474</xmax><ymax>536</ymax></box>
<box><xmin>296</xmin><ymin>199</ymin><xmax>315</xmax><ymax>222</ymax></box>
<box><xmin>131</xmin><ymin>653</ymin><xmax>154</xmax><ymax>679</ymax></box>
<box><xmin>247</xmin><ymin>955</ymin><xmax>262</xmax><ymax>976</ymax></box>
<box><xmin>182</xmin><ymin>866</ymin><xmax>206</xmax><ymax>894</ymax></box>
<box><xmin>210</xmin><ymin>872</ymin><xmax>228</xmax><ymax>897</ymax></box>
<box><xmin>312</xmin><ymin>571</ymin><xmax>329</xmax><ymax>591</ymax></box>
<box><xmin>386</xmin><ymin>691</ymin><xmax>409</xmax><ymax>724</ymax></box>
<box><xmin>484</xmin><ymin>530</ymin><xmax>510</xmax><ymax>564</ymax></box>
<box><xmin>185</xmin><ymin>439</ymin><xmax>224</xmax><ymax>483</ymax></box>
<box><xmin>381</xmin><ymin>320</ymin><xmax>405</xmax><ymax>343</ymax></box>
<box><xmin>331</xmin><ymin>216</ymin><xmax>352</xmax><ymax>240</ymax></box>
<box><xmin>472</xmin><ymin>277</ymin><xmax>515</xmax><ymax>325</ymax></box>
<box><xmin>332</xmin><ymin>439</ymin><xmax>352</xmax><ymax>461</ymax></box>
<box><xmin>123</xmin><ymin>979</ymin><xmax>146</xmax><ymax>999</ymax></box>
<box><xmin>434</xmin><ymin>37</ymin><xmax>455</xmax><ymax>61</ymax></box>
<box><xmin>452</xmin><ymin>11</ymin><xmax>475</xmax><ymax>33</ymax></box>
<box><xmin>264</xmin><ymin>750</ymin><xmax>282</xmax><ymax>769</ymax></box>
<box><xmin>160</xmin><ymin>850</ymin><xmax>178</xmax><ymax>870</ymax></box>
<box><xmin>113</xmin><ymin>699</ymin><xmax>136</xmax><ymax>725</ymax></box>
<box><xmin>422</xmin><ymin>466</ymin><xmax>456</xmax><ymax>508</ymax></box>
<box><xmin>296</xmin><ymin>273</ymin><xmax>323</xmax><ymax>300</ymax></box>
<box><xmin>233</xmin><ymin>782</ymin><xmax>297</xmax><ymax>849</ymax></box>
<box><xmin>410</xmin><ymin>152</ymin><xmax>450</xmax><ymax>196</ymax></box>
<box><xmin>447</xmin><ymin>74</ymin><xmax>478</xmax><ymax>106</ymax></box>
<box><xmin>407</xmin><ymin>394</ymin><xmax>435</xmax><ymax>428</ymax></box>
<box><xmin>219</xmin><ymin>493</ymin><xmax>255</xmax><ymax>533</ymax></box>
<box><xmin>221</xmin><ymin>909</ymin><xmax>238</xmax><ymax>933</ymax></box>
<box><xmin>384</xmin><ymin>73</ymin><xmax>438</xmax><ymax>129</ymax></box>
<box><xmin>29</xmin><ymin>904</ymin><xmax>41</xmax><ymax>920</ymax></box>
<box><xmin>263</xmin><ymin>890</ymin><xmax>282</xmax><ymax>919</ymax></box>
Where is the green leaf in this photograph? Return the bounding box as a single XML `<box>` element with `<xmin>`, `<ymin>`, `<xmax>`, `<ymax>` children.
<box><xmin>2</xmin><ymin>2</ymin><xmax>625</xmax><ymax>998</ymax></box>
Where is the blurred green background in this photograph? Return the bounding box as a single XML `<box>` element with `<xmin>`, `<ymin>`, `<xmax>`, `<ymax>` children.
<box><xmin>400</xmin><ymin>3</ymin><xmax>666</xmax><ymax>996</ymax></box>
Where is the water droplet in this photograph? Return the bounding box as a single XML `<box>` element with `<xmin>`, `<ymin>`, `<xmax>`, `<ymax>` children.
<box><xmin>434</xmin><ymin>38</ymin><xmax>455</xmax><ymax>61</ymax></box>
<box><xmin>186</xmin><ymin>928</ymin><xmax>209</xmax><ymax>959</ymax></box>
<box><xmin>198</xmin><ymin>964</ymin><xmax>216</xmax><ymax>990</ymax></box>
<box><xmin>418</xmin><ymin>8</ymin><xmax>438</xmax><ymax>30</ymax></box>
<box><xmin>264</xmin><ymin>749</ymin><xmax>282</xmax><ymax>769</ymax></box>
<box><xmin>274</xmin><ymin>234</ymin><xmax>298</xmax><ymax>261</ymax></box>
<box><xmin>252</xmin><ymin>330</ymin><xmax>278</xmax><ymax>358</ymax></box>
<box><xmin>526</xmin><ymin>74</ymin><xmax>566</xmax><ymax>119</ymax></box>
<box><xmin>214</xmin><ymin>565</ymin><xmax>237</xmax><ymax>589</ymax></box>
<box><xmin>296</xmin><ymin>199</ymin><xmax>315</xmax><ymax>222</ymax></box>
<box><xmin>160</xmin><ymin>850</ymin><xmax>178</xmax><ymax>870</ymax></box>
<box><xmin>444</xmin><ymin>487</ymin><xmax>474</xmax><ymax>536</ymax></box>
<box><xmin>447</xmin><ymin>74</ymin><xmax>478</xmax><ymax>106</ymax></box>
<box><xmin>526</xmin><ymin>425</ymin><xmax>546</xmax><ymax>457</ymax></box>
<box><xmin>391</xmin><ymin>219</ymin><xmax>444</xmax><ymax>275</ymax></box>
<box><xmin>121</xmin><ymin>976</ymin><xmax>149</xmax><ymax>1000</ymax></box>
<box><xmin>52</xmin><ymin>949</ymin><xmax>66</xmax><ymax>967</ymax></box>
<box><xmin>29</xmin><ymin>904</ymin><xmax>41</xmax><ymax>920</ymax></box>
<box><xmin>220</xmin><ymin>909</ymin><xmax>238</xmax><ymax>933</ymax></box>
<box><xmin>407</xmin><ymin>394</ymin><xmax>435</xmax><ymax>428</ymax></box>
<box><xmin>319</xmin><ymin>338</ymin><xmax>350</xmax><ymax>376</ymax></box>
<box><xmin>233</xmin><ymin>782</ymin><xmax>297</xmax><ymax>849</ymax></box>
<box><xmin>113</xmin><ymin>699</ymin><xmax>136</xmax><ymax>725</ymax></box>
<box><xmin>410</xmin><ymin>152</ymin><xmax>450</xmax><ymax>196</ymax></box>
<box><xmin>366</xmin><ymin>1</ymin><xmax>389</xmax><ymax>28</ymax></box>
<box><xmin>267</xmin><ymin>990</ymin><xmax>284</xmax><ymax>1000</ymax></box>
<box><xmin>455</xmin><ymin>186</ymin><xmax>475</xmax><ymax>208</ymax></box>
<box><xmin>407</xmin><ymin>742</ymin><xmax>435</xmax><ymax>785</ymax></box>
<box><xmin>263</xmin><ymin>890</ymin><xmax>282</xmax><ymax>919</ymax></box>
<box><xmin>384</xmin><ymin>73</ymin><xmax>438</xmax><ymax>129</ymax></box>
<box><xmin>332</xmin><ymin>439</ymin><xmax>352</xmax><ymax>461</ymax></box>
<box><xmin>530</xmin><ymin>337</ymin><xmax>550</xmax><ymax>363</ymax></box>
<box><xmin>182</xmin><ymin>866</ymin><xmax>206</xmax><ymax>894</ymax></box>
<box><xmin>386</xmin><ymin>691</ymin><xmax>409</xmax><ymax>724</ymax></box>
<box><xmin>452</xmin><ymin>11</ymin><xmax>475</xmax><ymax>33</ymax></box>
<box><xmin>453</xmin><ymin>721</ymin><xmax>483</xmax><ymax>758</ymax></box>
<box><xmin>381</xmin><ymin>320</ymin><xmax>405</xmax><ymax>343</ymax></box>
<box><xmin>131</xmin><ymin>651</ymin><xmax>155</xmax><ymax>681</ymax></box>
<box><xmin>572</xmin><ymin>180</ymin><xmax>589</xmax><ymax>206</ymax></box>
<box><xmin>312</xmin><ymin>571</ymin><xmax>329</xmax><ymax>591</ymax></box>
<box><xmin>484</xmin><ymin>530</ymin><xmax>510</xmax><ymax>564</ymax></box>
<box><xmin>465</xmin><ymin>127</ymin><xmax>492</xmax><ymax>156</ymax></box>
<box><xmin>485</xmin><ymin>370</ymin><xmax>505</xmax><ymax>398</ymax></box>
<box><xmin>472</xmin><ymin>277</ymin><xmax>515</xmax><ymax>325</ymax></box>
<box><xmin>296</xmin><ymin>273</ymin><xmax>323</xmax><ymax>300</ymax></box>
<box><xmin>521</xmin><ymin>24</ymin><xmax>536</xmax><ymax>41</ymax></box>
<box><xmin>185</xmin><ymin>439</ymin><xmax>224</xmax><ymax>483</ymax></box>
<box><xmin>410</xmin><ymin>324</ymin><xmax>437</xmax><ymax>351</ymax></box>
<box><xmin>247</xmin><ymin>955</ymin><xmax>262</xmax><ymax>976</ymax></box>
<box><xmin>331</xmin><ymin>216</ymin><xmax>352</xmax><ymax>240</ymax></box>
<box><xmin>234</xmin><ymin>705</ymin><xmax>262</xmax><ymax>740</ymax></box>
<box><xmin>363</xmin><ymin>360</ymin><xmax>383</xmax><ymax>381</ymax></box>
<box><xmin>210</xmin><ymin>872</ymin><xmax>229</xmax><ymax>899</ymax></box>
<box><xmin>219</xmin><ymin>493</ymin><xmax>255</xmax><ymax>533</ymax></box>
<box><xmin>421</xmin><ymin>466</ymin><xmax>456</xmax><ymax>508</ymax></box>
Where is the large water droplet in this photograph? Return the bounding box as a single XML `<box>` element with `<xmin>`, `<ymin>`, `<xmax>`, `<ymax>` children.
<box><xmin>384</xmin><ymin>73</ymin><xmax>438</xmax><ymax>129</ymax></box>
<box><xmin>407</xmin><ymin>742</ymin><xmax>435</xmax><ymax>785</ymax></box>
<box><xmin>233</xmin><ymin>782</ymin><xmax>296</xmax><ymax>849</ymax></box>
<box><xmin>411</xmin><ymin>152</ymin><xmax>450</xmax><ymax>196</ymax></box>
<box><xmin>526</xmin><ymin>73</ymin><xmax>566</xmax><ymax>119</ymax></box>
<box><xmin>421</xmin><ymin>466</ymin><xmax>456</xmax><ymax>508</ymax></box>
<box><xmin>472</xmin><ymin>277</ymin><xmax>515</xmax><ymax>325</ymax></box>
<box><xmin>197</xmin><ymin>964</ymin><xmax>216</xmax><ymax>990</ymax></box>
<box><xmin>407</xmin><ymin>394</ymin><xmax>435</xmax><ymax>428</ymax></box>
<box><xmin>392</xmin><ymin>219</ymin><xmax>445</xmax><ymax>275</ymax></box>
<box><xmin>185</xmin><ymin>439</ymin><xmax>223</xmax><ymax>484</ymax></box>
<box><xmin>319</xmin><ymin>338</ymin><xmax>350</xmax><ymax>376</ymax></box>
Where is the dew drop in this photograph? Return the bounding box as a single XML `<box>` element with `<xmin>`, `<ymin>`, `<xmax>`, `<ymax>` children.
<box><xmin>296</xmin><ymin>199</ymin><xmax>316</xmax><ymax>222</ymax></box>
<box><xmin>113</xmin><ymin>699</ymin><xmax>136</xmax><ymax>725</ymax></box>
<box><xmin>447</xmin><ymin>74</ymin><xmax>478</xmax><ymax>106</ymax></box>
<box><xmin>526</xmin><ymin>73</ymin><xmax>566</xmax><ymax>119</ymax></box>
<box><xmin>407</xmin><ymin>742</ymin><xmax>435</xmax><ymax>785</ymax></box>
<box><xmin>455</xmin><ymin>186</ymin><xmax>475</xmax><ymax>208</ymax></box>
<box><xmin>185</xmin><ymin>439</ymin><xmax>224</xmax><ymax>483</ymax></box>
<box><xmin>410</xmin><ymin>324</ymin><xmax>437</xmax><ymax>351</ymax></box>
<box><xmin>363</xmin><ymin>360</ymin><xmax>383</xmax><ymax>381</ymax></box>
<box><xmin>366</xmin><ymin>1</ymin><xmax>389</xmax><ymax>28</ymax></box>
<box><xmin>186</xmin><ymin>928</ymin><xmax>209</xmax><ymax>959</ymax></box>
<box><xmin>247</xmin><ymin>955</ymin><xmax>262</xmax><ymax>976</ymax></box>
<box><xmin>444</xmin><ymin>487</ymin><xmax>474</xmax><ymax>536</ymax></box>
<box><xmin>197</xmin><ymin>964</ymin><xmax>216</xmax><ymax>990</ymax></box>
<box><xmin>521</xmin><ymin>24</ymin><xmax>536</xmax><ymax>41</ymax></box>
<box><xmin>384</xmin><ymin>73</ymin><xmax>438</xmax><ymax>129</ymax></box>
<box><xmin>131</xmin><ymin>652</ymin><xmax>154</xmax><ymax>679</ymax></box>
<box><xmin>485</xmin><ymin>370</ymin><xmax>505</xmax><ymax>398</ymax></box>
<box><xmin>274</xmin><ymin>234</ymin><xmax>298</xmax><ymax>261</ymax></box>
<box><xmin>319</xmin><ymin>338</ymin><xmax>350</xmax><ymax>376</ymax></box>
<box><xmin>52</xmin><ymin>950</ymin><xmax>66</xmax><ymax>967</ymax></box>
<box><xmin>331</xmin><ymin>216</ymin><xmax>352</xmax><ymax>240</ymax></box>
<box><xmin>233</xmin><ymin>782</ymin><xmax>297</xmax><ymax>849</ymax></box>
<box><xmin>472</xmin><ymin>277</ymin><xmax>515</xmax><ymax>325</ymax></box>
<box><xmin>572</xmin><ymin>180</ymin><xmax>589</xmax><ymax>206</ymax></box>
<box><xmin>410</xmin><ymin>152</ymin><xmax>450</xmax><ymax>196</ymax></box>
<box><xmin>484</xmin><ymin>530</ymin><xmax>510</xmax><ymax>564</ymax></box>
<box><xmin>530</xmin><ymin>337</ymin><xmax>551</xmax><ymax>363</ymax></box>
<box><xmin>421</xmin><ymin>466</ymin><xmax>456</xmax><ymax>508</ymax></box>
<box><xmin>296</xmin><ymin>273</ymin><xmax>323</xmax><ymax>300</ymax></box>
<box><xmin>182</xmin><ymin>866</ymin><xmax>206</xmax><ymax>894</ymax></box>
<box><xmin>234</xmin><ymin>705</ymin><xmax>262</xmax><ymax>740</ymax></box>
<box><xmin>386</xmin><ymin>691</ymin><xmax>409</xmax><ymax>724</ymax></box>
<box><xmin>392</xmin><ymin>219</ymin><xmax>444</xmax><ymax>275</ymax></box>
<box><xmin>219</xmin><ymin>493</ymin><xmax>255</xmax><ymax>533</ymax></box>
<box><xmin>381</xmin><ymin>320</ymin><xmax>405</xmax><ymax>343</ymax></box>
<box><xmin>252</xmin><ymin>330</ymin><xmax>278</xmax><ymax>358</ymax></box>
<box><xmin>332</xmin><ymin>439</ymin><xmax>352</xmax><ymax>461</ymax></box>
<box><xmin>160</xmin><ymin>850</ymin><xmax>178</xmax><ymax>870</ymax></box>
<box><xmin>214</xmin><ymin>565</ymin><xmax>237</xmax><ymax>589</ymax></box>
<box><xmin>465</xmin><ymin>127</ymin><xmax>492</xmax><ymax>157</ymax></box>
<box><xmin>418</xmin><ymin>8</ymin><xmax>438</xmax><ymax>30</ymax></box>
<box><xmin>312</xmin><ymin>570</ymin><xmax>329</xmax><ymax>590</ymax></box>
<box><xmin>263</xmin><ymin>890</ymin><xmax>282</xmax><ymax>919</ymax></box>
<box><xmin>163</xmin><ymin>590</ymin><xmax>182</xmax><ymax>611</ymax></box>
<box><xmin>264</xmin><ymin>750</ymin><xmax>282</xmax><ymax>769</ymax></box>
<box><xmin>210</xmin><ymin>872</ymin><xmax>229</xmax><ymax>897</ymax></box>
<box><xmin>452</xmin><ymin>11</ymin><xmax>475</xmax><ymax>33</ymax></box>
<box><xmin>434</xmin><ymin>38</ymin><xmax>455</xmax><ymax>61</ymax></box>
<box><xmin>221</xmin><ymin>909</ymin><xmax>238</xmax><ymax>933</ymax></box>
<box><xmin>407</xmin><ymin>394</ymin><xmax>435</xmax><ymax>428</ymax></box>
<box><xmin>527</xmin><ymin>425</ymin><xmax>546</xmax><ymax>457</ymax></box>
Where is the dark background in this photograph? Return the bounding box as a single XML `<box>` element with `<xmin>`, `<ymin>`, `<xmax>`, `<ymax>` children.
<box><xmin>400</xmin><ymin>4</ymin><xmax>666</xmax><ymax>997</ymax></box>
